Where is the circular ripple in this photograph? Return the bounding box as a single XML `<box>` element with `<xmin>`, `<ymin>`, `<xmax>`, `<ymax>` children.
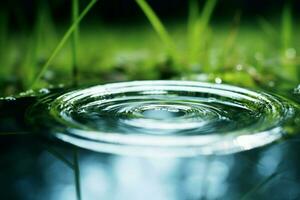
<box><xmin>29</xmin><ymin>81</ymin><xmax>297</xmax><ymax>156</ymax></box>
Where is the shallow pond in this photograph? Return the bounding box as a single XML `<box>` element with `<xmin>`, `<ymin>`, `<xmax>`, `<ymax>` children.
<box><xmin>0</xmin><ymin>81</ymin><xmax>300</xmax><ymax>200</ymax></box>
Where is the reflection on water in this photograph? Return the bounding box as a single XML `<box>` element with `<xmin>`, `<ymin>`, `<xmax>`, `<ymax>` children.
<box><xmin>28</xmin><ymin>81</ymin><xmax>298</xmax><ymax>156</ymax></box>
<box><xmin>1</xmin><ymin>135</ymin><xmax>300</xmax><ymax>200</ymax></box>
<box><xmin>0</xmin><ymin>81</ymin><xmax>300</xmax><ymax>199</ymax></box>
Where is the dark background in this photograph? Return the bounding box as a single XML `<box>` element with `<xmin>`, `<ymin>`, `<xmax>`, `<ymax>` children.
<box><xmin>1</xmin><ymin>0</ymin><xmax>299</xmax><ymax>30</ymax></box>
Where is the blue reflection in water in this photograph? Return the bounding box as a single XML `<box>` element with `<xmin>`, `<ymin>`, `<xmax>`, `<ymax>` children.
<box><xmin>5</xmin><ymin>135</ymin><xmax>300</xmax><ymax>200</ymax></box>
<box><xmin>35</xmin><ymin>153</ymin><xmax>233</xmax><ymax>200</ymax></box>
<box><xmin>257</xmin><ymin>145</ymin><xmax>283</xmax><ymax>177</ymax></box>
<box><xmin>2</xmin><ymin>81</ymin><xmax>299</xmax><ymax>199</ymax></box>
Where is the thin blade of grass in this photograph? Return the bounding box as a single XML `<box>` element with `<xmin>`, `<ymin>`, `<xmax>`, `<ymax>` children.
<box><xmin>135</xmin><ymin>0</ymin><xmax>178</xmax><ymax>62</ymax></box>
<box><xmin>43</xmin><ymin>144</ymin><xmax>74</xmax><ymax>169</ymax></box>
<box><xmin>282</xmin><ymin>3</ymin><xmax>292</xmax><ymax>51</ymax></box>
<box><xmin>189</xmin><ymin>0</ymin><xmax>218</xmax><ymax>64</ymax></box>
<box><xmin>71</xmin><ymin>0</ymin><xmax>80</xmax><ymax>86</ymax></box>
<box><xmin>0</xmin><ymin>11</ymin><xmax>8</xmax><ymax>76</ymax></box>
<box><xmin>73</xmin><ymin>148</ymin><xmax>82</xmax><ymax>200</ymax></box>
<box><xmin>258</xmin><ymin>17</ymin><xmax>277</xmax><ymax>38</ymax></box>
<box><xmin>241</xmin><ymin>172</ymin><xmax>281</xmax><ymax>200</ymax></box>
<box><xmin>22</xmin><ymin>2</ymin><xmax>44</xmax><ymax>89</ymax></box>
<box><xmin>30</xmin><ymin>0</ymin><xmax>98</xmax><ymax>89</ymax></box>
<box><xmin>187</xmin><ymin>0</ymin><xmax>199</xmax><ymax>52</ymax></box>
<box><xmin>220</xmin><ymin>11</ymin><xmax>241</xmax><ymax>69</ymax></box>
<box><xmin>281</xmin><ymin>2</ymin><xmax>298</xmax><ymax>81</ymax></box>
<box><xmin>197</xmin><ymin>0</ymin><xmax>218</xmax><ymax>37</ymax></box>
<box><xmin>44</xmin><ymin>144</ymin><xmax>81</xmax><ymax>200</ymax></box>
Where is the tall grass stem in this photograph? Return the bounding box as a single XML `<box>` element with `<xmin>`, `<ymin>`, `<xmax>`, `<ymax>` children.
<box><xmin>73</xmin><ymin>148</ymin><xmax>82</xmax><ymax>200</ymax></box>
<box><xmin>188</xmin><ymin>0</ymin><xmax>217</xmax><ymax>65</ymax></box>
<box><xmin>135</xmin><ymin>0</ymin><xmax>178</xmax><ymax>63</ymax></box>
<box><xmin>30</xmin><ymin>0</ymin><xmax>98</xmax><ymax>89</ymax></box>
<box><xmin>71</xmin><ymin>0</ymin><xmax>80</xmax><ymax>86</ymax></box>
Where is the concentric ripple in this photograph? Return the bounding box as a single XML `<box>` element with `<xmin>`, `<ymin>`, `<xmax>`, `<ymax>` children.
<box><xmin>29</xmin><ymin>81</ymin><xmax>297</xmax><ymax>156</ymax></box>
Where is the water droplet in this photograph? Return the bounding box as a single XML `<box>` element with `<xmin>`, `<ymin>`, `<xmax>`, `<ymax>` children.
<box><xmin>39</xmin><ymin>88</ymin><xmax>50</xmax><ymax>94</ymax></box>
<box><xmin>236</xmin><ymin>64</ymin><xmax>243</xmax><ymax>71</ymax></box>
<box><xmin>215</xmin><ymin>77</ymin><xmax>222</xmax><ymax>84</ymax></box>
<box><xmin>4</xmin><ymin>96</ymin><xmax>16</xmax><ymax>101</ymax></box>
<box><xmin>19</xmin><ymin>89</ymin><xmax>35</xmax><ymax>97</ymax></box>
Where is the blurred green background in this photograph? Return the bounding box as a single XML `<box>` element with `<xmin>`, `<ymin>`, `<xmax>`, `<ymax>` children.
<box><xmin>0</xmin><ymin>0</ymin><xmax>299</xmax><ymax>95</ymax></box>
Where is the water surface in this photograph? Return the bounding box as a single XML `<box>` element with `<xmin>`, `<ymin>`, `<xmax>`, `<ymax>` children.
<box><xmin>27</xmin><ymin>81</ymin><xmax>298</xmax><ymax>156</ymax></box>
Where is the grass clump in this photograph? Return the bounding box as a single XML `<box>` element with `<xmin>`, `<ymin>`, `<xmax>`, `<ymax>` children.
<box><xmin>135</xmin><ymin>0</ymin><xmax>179</xmax><ymax>66</ymax></box>
<box><xmin>0</xmin><ymin>0</ymin><xmax>299</xmax><ymax>94</ymax></box>
<box><xmin>136</xmin><ymin>0</ymin><xmax>218</xmax><ymax>73</ymax></box>
<box><xmin>30</xmin><ymin>0</ymin><xmax>99</xmax><ymax>89</ymax></box>
<box><xmin>187</xmin><ymin>0</ymin><xmax>218</xmax><ymax>68</ymax></box>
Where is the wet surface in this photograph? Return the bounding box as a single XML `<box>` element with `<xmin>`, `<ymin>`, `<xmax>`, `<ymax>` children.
<box><xmin>1</xmin><ymin>135</ymin><xmax>300</xmax><ymax>200</ymax></box>
<box><xmin>0</xmin><ymin>81</ymin><xmax>300</xmax><ymax>200</ymax></box>
<box><xmin>27</xmin><ymin>81</ymin><xmax>299</xmax><ymax>156</ymax></box>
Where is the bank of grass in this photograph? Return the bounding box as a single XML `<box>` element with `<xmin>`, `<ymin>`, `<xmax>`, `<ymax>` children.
<box><xmin>0</xmin><ymin>1</ymin><xmax>299</xmax><ymax>95</ymax></box>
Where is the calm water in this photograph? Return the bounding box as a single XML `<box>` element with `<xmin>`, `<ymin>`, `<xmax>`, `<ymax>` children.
<box><xmin>0</xmin><ymin>81</ymin><xmax>300</xmax><ymax>200</ymax></box>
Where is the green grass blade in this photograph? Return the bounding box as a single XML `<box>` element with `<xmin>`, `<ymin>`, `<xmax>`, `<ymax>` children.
<box><xmin>73</xmin><ymin>148</ymin><xmax>82</xmax><ymax>200</ymax></box>
<box><xmin>258</xmin><ymin>17</ymin><xmax>277</xmax><ymax>38</ymax></box>
<box><xmin>44</xmin><ymin>144</ymin><xmax>81</xmax><ymax>200</ymax></box>
<box><xmin>280</xmin><ymin>2</ymin><xmax>298</xmax><ymax>81</ymax></box>
<box><xmin>282</xmin><ymin>3</ymin><xmax>292</xmax><ymax>51</ymax></box>
<box><xmin>22</xmin><ymin>2</ymin><xmax>44</xmax><ymax>89</ymax></box>
<box><xmin>220</xmin><ymin>11</ymin><xmax>241</xmax><ymax>69</ymax></box>
<box><xmin>199</xmin><ymin>0</ymin><xmax>218</xmax><ymax>27</ymax></box>
<box><xmin>0</xmin><ymin>11</ymin><xmax>8</xmax><ymax>76</ymax></box>
<box><xmin>71</xmin><ymin>0</ymin><xmax>80</xmax><ymax>86</ymax></box>
<box><xmin>187</xmin><ymin>0</ymin><xmax>199</xmax><ymax>51</ymax></box>
<box><xmin>241</xmin><ymin>172</ymin><xmax>280</xmax><ymax>200</ymax></box>
<box><xmin>189</xmin><ymin>0</ymin><xmax>218</xmax><ymax>64</ymax></box>
<box><xmin>30</xmin><ymin>0</ymin><xmax>98</xmax><ymax>89</ymax></box>
<box><xmin>43</xmin><ymin>144</ymin><xmax>74</xmax><ymax>169</ymax></box>
<box><xmin>135</xmin><ymin>0</ymin><xmax>178</xmax><ymax>61</ymax></box>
